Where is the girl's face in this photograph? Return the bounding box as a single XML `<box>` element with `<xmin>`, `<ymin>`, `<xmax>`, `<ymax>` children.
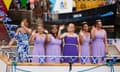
<box><xmin>83</xmin><ymin>24</ymin><xmax>88</xmax><ymax>32</ymax></box>
<box><xmin>24</xmin><ymin>20</ymin><xmax>29</xmax><ymax>27</ymax></box>
<box><xmin>51</xmin><ymin>27</ymin><xmax>58</xmax><ymax>34</ymax></box>
<box><xmin>37</xmin><ymin>26</ymin><xmax>44</xmax><ymax>33</ymax></box>
<box><xmin>96</xmin><ymin>21</ymin><xmax>102</xmax><ymax>28</ymax></box>
<box><xmin>67</xmin><ymin>24</ymin><xmax>75</xmax><ymax>32</ymax></box>
<box><xmin>21</xmin><ymin>19</ymin><xmax>29</xmax><ymax>27</ymax></box>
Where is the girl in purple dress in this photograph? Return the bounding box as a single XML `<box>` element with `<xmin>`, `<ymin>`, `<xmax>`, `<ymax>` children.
<box><xmin>91</xmin><ymin>20</ymin><xmax>108</xmax><ymax>63</ymax></box>
<box><xmin>79</xmin><ymin>22</ymin><xmax>91</xmax><ymax>63</ymax></box>
<box><xmin>29</xmin><ymin>25</ymin><xmax>46</xmax><ymax>63</ymax></box>
<box><xmin>59</xmin><ymin>23</ymin><xmax>79</xmax><ymax>63</ymax></box>
<box><xmin>46</xmin><ymin>25</ymin><xmax>62</xmax><ymax>63</ymax></box>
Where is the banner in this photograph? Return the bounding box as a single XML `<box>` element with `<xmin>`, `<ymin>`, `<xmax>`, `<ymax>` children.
<box><xmin>50</xmin><ymin>0</ymin><xmax>73</xmax><ymax>14</ymax></box>
<box><xmin>3</xmin><ymin>0</ymin><xmax>12</xmax><ymax>10</ymax></box>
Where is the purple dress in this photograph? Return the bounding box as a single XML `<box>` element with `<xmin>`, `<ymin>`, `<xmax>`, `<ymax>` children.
<box><xmin>81</xmin><ymin>33</ymin><xmax>90</xmax><ymax>63</ymax></box>
<box><xmin>32</xmin><ymin>34</ymin><xmax>46</xmax><ymax>62</ymax></box>
<box><xmin>46</xmin><ymin>34</ymin><xmax>62</xmax><ymax>62</ymax></box>
<box><xmin>62</xmin><ymin>35</ymin><xmax>79</xmax><ymax>63</ymax></box>
<box><xmin>92</xmin><ymin>30</ymin><xmax>106</xmax><ymax>63</ymax></box>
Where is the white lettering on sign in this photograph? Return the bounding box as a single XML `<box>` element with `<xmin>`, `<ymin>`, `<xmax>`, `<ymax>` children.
<box><xmin>73</xmin><ymin>14</ymin><xmax>82</xmax><ymax>18</ymax></box>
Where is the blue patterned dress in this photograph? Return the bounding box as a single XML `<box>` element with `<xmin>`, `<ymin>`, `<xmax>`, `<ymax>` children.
<box><xmin>15</xmin><ymin>31</ymin><xmax>30</xmax><ymax>62</ymax></box>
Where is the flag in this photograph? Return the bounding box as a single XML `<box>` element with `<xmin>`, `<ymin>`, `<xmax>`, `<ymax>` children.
<box><xmin>20</xmin><ymin>0</ymin><xmax>28</xmax><ymax>8</ymax></box>
<box><xmin>0</xmin><ymin>0</ymin><xmax>7</xmax><ymax>12</ymax></box>
<box><xmin>0</xmin><ymin>0</ymin><xmax>7</xmax><ymax>18</ymax></box>
<box><xmin>49</xmin><ymin>0</ymin><xmax>56</xmax><ymax>13</ymax></box>
<box><xmin>3</xmin><ymin>0</ymin><xmax>12</xmax><ymax>10</ymax></box>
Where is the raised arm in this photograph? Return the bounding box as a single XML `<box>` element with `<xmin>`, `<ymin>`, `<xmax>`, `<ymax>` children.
<box><xmin>58</xmin><ymin>25</ymin><xmax>65</xmax><ymax>39</ymax></box>
<box><xmin>44</xmin><ymin>29</ymin><xmax>51</xmax><ymax>42</ymax></box>
<box><xmin>21</xmin><ymin>21</ymin><xmax>32</xmax><ymax>34</ymax></box>
<box><xmin>29</xmin><ymin>30</ymin><xmax>36</xmax><ymax>42</ymax></box>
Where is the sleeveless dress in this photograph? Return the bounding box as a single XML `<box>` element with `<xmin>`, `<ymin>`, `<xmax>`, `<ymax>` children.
<box><xmin>46</xmin><ymin>34</ymin><xmax>62</xmax><ymax>63</ymax></box>
<box><xmin>62</xmin><ymin>35</ymin><xmax>79</xmax><ymax>63</ymax></box>
<box><xmin>15</xmin><ymin>31</ymin><xmax>29</xmax><ymax>62</ymax></box>
<box><xmin>32</xmin><ymin>34</ymin><xmax>46</xmax><ymax>63</ymax></box>
<box><xmin>80</xmin><ymin>33</ymin><xmax>90</xmax><ymax>63</ymax></box>
<box><xmin>92</xmin><ymin>30</ymin><xmax>106</xmax><ymax>63</ymax></box>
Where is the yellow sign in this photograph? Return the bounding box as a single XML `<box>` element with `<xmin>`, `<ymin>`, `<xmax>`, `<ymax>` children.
<box><xmin>3</xmin><ymin>0</ymin><xmax>12</xmax><ymax>10</ymax></box>
<box><xmin>75</xmin><ymin>0</ymin><xmax>106</xmax><ymax>11</ymax></box>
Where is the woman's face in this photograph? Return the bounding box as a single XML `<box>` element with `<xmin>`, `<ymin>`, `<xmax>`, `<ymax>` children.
<box><xmin>37</xmin><ymin>26</ymin><xmax>44</xmax><ymax>33</ymax></box>
<box><xmin>51</xmin><ymin>27</ymin><xmax>58</xmax><ymax>34</ymax></box>
<box><xmin>21</xmin><ymin>19</ymin><xmax>29</xmax><ymax>27</ymax></box>
<box><xmin>96</xmin><ymin>21</ymin><xmax>102</xmax><ymax>28</ymax></box>
<box><xmin>83</xmin><ymin>24</ymin><xmax>88</xmax><ymax>32</ymax></box>
<box><xmin>67</xmin><ymin>24</ymin><xmax>75</xmax><ymax>32</ymax></box>
<box><xmin>24</xmin><ymin>20</ymin><xmax>29</xmax><ymax>27</ymax></box>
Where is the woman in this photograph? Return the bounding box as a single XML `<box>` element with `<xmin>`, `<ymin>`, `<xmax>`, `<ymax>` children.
<box><xmin>91</xmin><ymin>20</ymin><xmax>108</xmax><ymax>63</ymax></box>
<box><xmin>29</xmin><ymin>25</ymin><xmax>46</xmax><ymax>63</ymax></box>
<box><xmin>8</xmin><ymin>18</ymin><xmax>31</xmax><ymax>62</ymax></box>
<box><xmin>46</xmin><ymin>25</ymin><xmax>62</xmax><ymax>63</ymax></box>
<box><xmin>79</xmin><ymin>22</ymin><xmax>91</xmax><ymax>63</ymax></box>
<box><xmin>29</xmin><ymin>0</ymin><xmax>35</xmax><ymax>9</ymax></box>
<box><xmin>59</xmin><ymin>23</ymin><xmax>79</xmax><ymax>63</ymax></box>
<box><xmin>40</xmin><ymin>0</ymin><xmax>52</xmax><ymax>13</ymax></box>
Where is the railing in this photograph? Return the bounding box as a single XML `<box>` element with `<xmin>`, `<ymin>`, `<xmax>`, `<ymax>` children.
<box><xmin>10</xmin><ymin>55</ymin><xmax>120</xmax><ymax>72</ymax></box>
<box><xmin>0</xmin><ymin>39</ymin><xmax>120</xmax><ymax>63</ymax></box>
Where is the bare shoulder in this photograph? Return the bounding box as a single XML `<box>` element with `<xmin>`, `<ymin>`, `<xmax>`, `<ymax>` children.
<box><xmin>102</xmin><ymin>29</ymin><xmax>106</xmax><ymax>33</ymax></box>
<box><xmin>63</xmin><ymin>32</ymin><xmax>67</xmax><ymax>36</ymax></box>
<box><xmin>87</xmin><ymin>32</ymin><xmax>90</xmax><ymax>35</ymax></box>
<box><xmin>43</xmin><ymin>34</ymin><xmax>47</xmax><ymax>37</ymax></box>
<box><xmin>28</xmin><ymin>28</ymin><xmax>32</xmax><ymax>31</ymax></box>
<box><xmin>16</xmin><ymin>28</ymin><xmax>21</xmax><ymax>32</ymax></box>
<box><xmin>49</xmin><ymin>34</ymin><xmax>52</xmax><ymax>36</ymax></box>
<box><xmin>74</xmin><ymin>33</ymin><xmax>78</xmax><ymax>36</ymax></box>
<box><xmin>17</xmin><ymin>28</ymin><xmax>21</xmax><ymax>30</ymax></box>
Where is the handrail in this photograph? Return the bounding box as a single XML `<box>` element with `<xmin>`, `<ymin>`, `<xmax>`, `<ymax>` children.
<box><xmin>11</xmin><ymin>56</ymin><xmax>119</xmax><ymax>72</ymax></box>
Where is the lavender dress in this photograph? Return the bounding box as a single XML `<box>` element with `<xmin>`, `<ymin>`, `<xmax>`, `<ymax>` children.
<box><xmin>62</xmin><ymin>34</ymin><xmax>79</xmax><ymax>63</ymax></box>
<box><xmin>46</xmin><ymin>34</ymin><xmax>62</xmax><ymax>62</ymax></box>
<box><xmin>92</xmin><ymin>30</ymin><xmax>106</xmax><ymax>63</ymax></box>
<box><xmin>81</xmin><ymin>33</ymin><xmax>90</xmax><ymax>63</ymax></box>
<box><xmin>32</xmin><ymin>34</ymin><xmax>46</xmax><ymax>62</ymax></box>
